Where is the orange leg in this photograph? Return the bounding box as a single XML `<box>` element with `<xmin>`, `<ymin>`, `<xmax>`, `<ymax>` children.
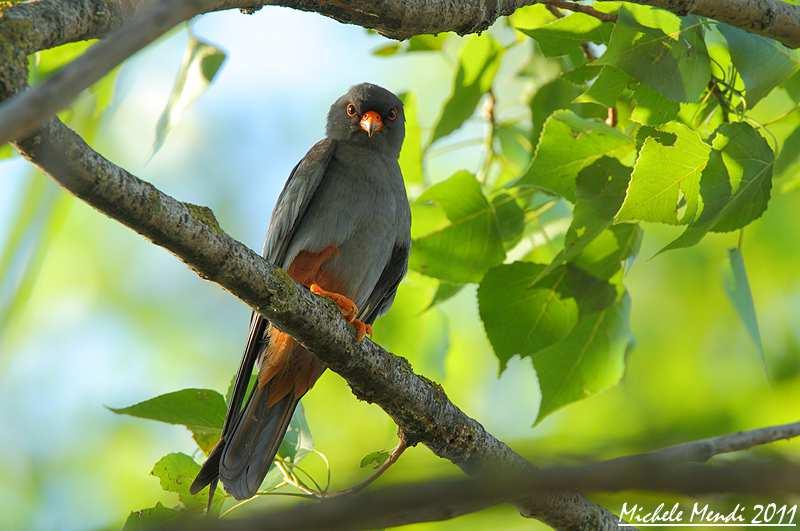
<box><xmin>309</xmin><ymin>283</ymin><xmax>373</xmax><ymax>341</ymax></box>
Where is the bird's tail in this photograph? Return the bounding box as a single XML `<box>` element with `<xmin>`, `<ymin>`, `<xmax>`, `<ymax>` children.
<box><xmin>190</xmin><ymin>381</ymin><xmax>299</xmax><ymax>501</ymax></box>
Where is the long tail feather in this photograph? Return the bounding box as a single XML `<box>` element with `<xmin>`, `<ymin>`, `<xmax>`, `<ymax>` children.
<box><xmin>219</xmin><ymin>382</ymin><xmax>299</xmax><ymax>500</ymax></box>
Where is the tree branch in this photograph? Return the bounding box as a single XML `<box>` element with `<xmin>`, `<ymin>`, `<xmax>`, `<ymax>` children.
<box><xmin>174</xmin><ymin>458</ymin><xmax>800</xmax><ymax>530</ymax></box>
<box><xmin>610</xmin><ymin>419</ymin><xmax>800</xmax><ymax>465</ymax></box>
<box><xmin>10</xmin><ymin>115</ymin><xmax>622</xmax><ymax>529</ymax></box>
<box><xmin>3</xmin><ymin>0</ymin><xmax>800</xmax><ymax>145</ymax></box>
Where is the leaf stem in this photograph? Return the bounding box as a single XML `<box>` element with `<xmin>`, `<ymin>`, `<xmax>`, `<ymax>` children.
<box><xmin>324</xmin><ymin>434</ymin><xmax>408</xmax><ymax>498</ymax></box>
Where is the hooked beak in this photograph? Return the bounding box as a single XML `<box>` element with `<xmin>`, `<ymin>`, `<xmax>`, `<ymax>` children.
<box><xmin>359</xmin><ymin>111</ymin><xmax>383</xmax><ymax>138</ymax></box>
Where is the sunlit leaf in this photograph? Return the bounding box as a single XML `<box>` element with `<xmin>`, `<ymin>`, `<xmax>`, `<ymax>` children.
<box><xmin>372</xmin><ymin>34</ymin><xmax>449</xmax><ymax>56</ymax></box>
<box><xmin>151</xmin><ymin>453</ymin><xmax>221</xmax><ymax>513</ymax></box>
<box><xmin>518</xmin><ymin>13</ymin><xmax>612</xmax><ymax>57</ymax></box>
<box><xmin>600</xmin><ymin>8</ymin><xmax>710</xmax><ymax>102</ymax></box>
<box><xmin>724</xmin><ymin>247</ymin><xmax>766</xmax><ymax>370</ymax></box>
<box><xmin>630</xmin><ymin>83</ymin><xmax>679</xmax><ymax>125</ymax></box>
<box><xmin>399</xmin><ymin>92</ymin><xmax>424</xmax><ymax>185</ymax></box>
<box><xmin>529</xmin><ymin>78</ymin><xmax>583</xmax><ymax>148</ymax></box>
<box><xmin>430</xmin><ymin>35</ymin><xmax>504</xmax><ymax>144</ymax></box>
<box><xmin>152</xmin><ymin>34</ymin><xmax>226</xmax><ymax>156</ymax></box>
<box><xmin>662</xmin><ymin>123</ymin><xmax>773</xmax><ymax>252</ymax></box>
<box><xmin>509</xmin><ymin>4</ymin><xmax>558</xmax><ymax>33</ymax></box>
<box><xmin>616</xmin><ymin>121</ymin><xmax>710</xmax><ymax>224</ymax></box>
<box><xmin>718</xmin><ymin>24</ymin><xmax>800</xmax><ymax>107</ymax></box>
<box><xmin>360</xmin><ymin>449</ymin><xmax>391</xmax><ymax>469</ymax></box>
<box><xmin>575</xmin><ymin>66</ymin><xmax>630</xmax><ymax>107</ymax></box>
<box><xmin>29</xmin><ymin>41</ymin><xmax>94</xmax><ymax>83</ymax></box>
<box><xmin>491</xmin><ymin>192</ymin><xmax>525</xmax><ymax>249</ymax></box>
<box><xmin>519</xmin><ymin>109</ymin><xmax>634</xmax><ymax>201</ymax></box>
<box><xmin>410</xmin><ymin>171</ymin><xmax>505</xmax><ymax>283</ymax></box>
<box><xmin>542</xmin><ymin>157</ymin><xmax>637</xmax><ymax>278</ymax></box>
<box><xmin>534</xmin><ymin>291</ymin><xmax>632</xmax><ymax>423</ymax></box>
<box><xmin>109</xmin><ymin>388</ymin><xmax>226</xmax><ymax>455</ymax></box>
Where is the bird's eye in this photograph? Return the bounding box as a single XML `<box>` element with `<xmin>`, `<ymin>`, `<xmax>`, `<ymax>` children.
<box><xmin>387</xmin><ymin>108</ymin><xmax>398</xmax><ymax>121</ymax></box>
<box><xmin>346</xmin><ymin>103</ymin><xmax>357</xmax><ymax>117</ymax></box>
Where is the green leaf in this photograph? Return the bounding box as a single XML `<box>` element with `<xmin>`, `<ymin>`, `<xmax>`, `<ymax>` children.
<box><xmin>430</xmin><ymin>34</ymin><xmax>504</xmax><ymax>144</ymax></box>
<box><xmin>29</xmin><ymin>41</ymin><xmax>94</xmax><ymax>83</ymax></box>
<box><xmin>662</xmin><ymin>123</ymin><xmax>773</xmax><ymax>252</ymax></box>
<box><xmin>509</xmin><ymin>4</ymin><xmax>558</xmax><ymax>33</ymax></box>
<box><xmin>479</xmin><ymin>262</ymin><xmax>618</xmax><ymax>371</ymax></box>
<box><xmin>410</xmin><ymin>171</ymin><xmax>505</xmax><ymax>283</ymax></box>
<box><xmin>529</xmin><ymin>78</ymin><xmax>583</xmax><ymax>149</ymax></box>
<box><xmin>495</xmin><ymin>122</ymin><xmax>533</xmax><ymax>177</ymax></box>
<box><xmin>543</xmin><ymin>158</ymin><xmax>639</xmax><ymax>279</ymax></box>
<box><xmin>616</xmin><ymin>121</ymin><xmax>711</xmax><ymax>224</ymax></box>
<box><xmin>109</xmin><ymin>388</ymin><xmax>226</xmax><ymax>455</ymax></box>
<box><xmin>399</xmin><ymin>92</ymin><xmax>424</xmax><ymax>185</ymax></box>
<box><xmin>152</xmin><ymin>34</ymin><xmax>226</xmax><ymax>156</ymax></box>
<box><xmin>426</xmin><ymin>281</ymin><xmax>464</xmax><ymax>309</ymax></box>
<box><xmin>491</xmin><ymin>192</ymin><xmax>525</xmax><ymax>249</ymax></box>
<box><xmin>575</xmin><ymin>66</ymin><xmax>630</xmax><ymax>107</ymax></box>
<box><xmin>519</xmin><ymin>110</ymin><xmax>634</xmax><ymax>201</ymax></box>
<box><xmin>572</xmin><ymin>223</ymin><xmax>642</xmax><ymax>280</ymax></box>
<box><xmin>0</xmin><ymin>143</ymin><xmax>13</xmax><ymax>159</ymax></box>
<box><xmin>372</xmin><ymin>34</ymin><xmax>449</xmax><ymax>56</ymax></box>
<box><xmin>724</xmin><ymin>247</ymin><xmax>766</xmax><ymax>369</ymax></box>
<box><xmin>630</xmin><ymin>83</ymin><xmax>679</xmax><ymax>125</ymax></box>
<box><xmin>123</xmin><ymin>503</ymin><xmax>180</xmax><ymax>531</ymax></box>
<box><xmin>406</xmin><ymin>33</ymin><xmax>450</xmax><ymax>52</ymax></box>
<box><xmin>278</xmin><ymin>403</ymin><xmax>313</xmax><ymax>462</ymax></box>
<box><xmin>600</xmin><ymin>8</ymin><xmax>710</xmax><ymax>102</ymax></box>
<box><xmin>360</xmin><ymin>450</ymin><xmax>391</xmax><ymax>469</ymax></box>
<box><xmin>519</xmin><ymin>13</ymin><xmax>612</xmax><ymax>57</ymax></box>
<box><xmin>479</xmin><ymin>263</ymin><xmax>579</xmax><ymax>371</ymax></box>
<box><xmin>718</xmin><ymin>24</ymin><xmax>800</xmax><ymax>107</ymax></box>
<box><xmin>533</xmin><ymin>291</ymin><xmax>632</xmax><ymax>422</ymax></box>
<box><xmin>151</xmin><ymin>453</ymin><xmax>221</xmax><ymax>513</ymax></box>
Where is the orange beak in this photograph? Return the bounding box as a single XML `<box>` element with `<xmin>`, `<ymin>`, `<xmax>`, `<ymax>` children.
<box><xmin>359</xmin><ymin>111</ymin><xmax>383</xmax><ymax>137</ymax></box>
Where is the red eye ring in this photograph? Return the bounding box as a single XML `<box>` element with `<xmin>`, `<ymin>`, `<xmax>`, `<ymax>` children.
<box><xmin>346</xmin><ymin>103</ymin><xmax>357</xmax><ymax>117</ymax></box>
<box><xmin>387</xmin><ymin>108</ymin><xmax>398</xmax><ymax>121</ymax></box>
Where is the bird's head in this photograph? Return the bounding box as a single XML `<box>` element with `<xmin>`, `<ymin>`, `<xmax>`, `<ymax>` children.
<box><xmin>326</xmin><ymin>83</ymin><xmax>405</xmax><ymax>157</ymax></box>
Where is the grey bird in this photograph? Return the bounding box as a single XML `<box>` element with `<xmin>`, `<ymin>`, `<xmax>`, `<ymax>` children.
<box><xmin>190</xmin><ymin>83</ymin><xmax>411</xmax><ymax>503</ymax></box>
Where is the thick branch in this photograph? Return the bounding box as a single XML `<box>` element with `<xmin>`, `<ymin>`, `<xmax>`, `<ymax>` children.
<box><xmin>3</xmin><ymin>0</ymin><xmax>800</xmax><ymax>144</ymax></box>
<box><xmin>633</xmin><ymin>0</ymin><xmax>800</xmax><ymax>49</ymax></box>
<box><xmin>11</xmin><ymin>116</ymin><xmax>621</xmax><ymax>530</ymax></box>
<box><xmin>177</xmin><ymin>459</ymin><xmax>800</xmax><ymax>530</ymax></box>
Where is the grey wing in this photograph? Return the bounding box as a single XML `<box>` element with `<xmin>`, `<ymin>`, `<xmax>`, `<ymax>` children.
<box><xmin>264</xmin><ymin>138</ymin><xmax>337</xmax><ymax>266</ymax></box>
<box><xmin>222</xmin><ymin>139</ymin><xmax>335</xmax><ymax>443</ymax></box>
<box><xmin>360</xmin><ymin>243</ymin><xmax>410</xmax><ymax>324</ymax></box>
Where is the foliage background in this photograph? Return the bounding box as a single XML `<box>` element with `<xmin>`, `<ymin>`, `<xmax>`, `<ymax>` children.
<box><xmin>1</xmin><ymin>4</ymin><xmax>799</xmax><ymax>530</ymax></box>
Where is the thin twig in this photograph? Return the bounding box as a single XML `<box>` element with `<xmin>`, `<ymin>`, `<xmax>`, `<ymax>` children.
<box><xmin>543</xmin><ymin>0</ymin><xmax>617</xmax><ymax>22</ymax></box>
<box><xmin>608</xmin><ymin>420</ymin><xmax>800</xmax><ymax>466</ymax></box>
<box><xmin>326</xmin><ymin>435</ymin><xmax>408</xmax><ymax>498</ymax></box>
<box><xmin>478</xmin><ymin>90</ymin><xmax>497</xmax><ymax>184</ymax></box>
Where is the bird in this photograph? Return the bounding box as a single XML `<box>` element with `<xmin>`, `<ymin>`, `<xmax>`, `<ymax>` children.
<box><xmin>190</xmin><ymin>83</ymin><xmax>411</xmax><ymax>504</ymax></box>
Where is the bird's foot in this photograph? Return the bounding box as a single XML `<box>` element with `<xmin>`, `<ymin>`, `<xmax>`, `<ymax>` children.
<box><xmin>310</xmin><ymin>283</ymin><xmax>357</xmax><ymax>320</ymax></box>
<box><xmin>310</xmin><ymin>283</ymin><xmax>373</xmax><ymax>341</ymax></box>
<box><xmin>352</xmin><ymin>319</ymin><xmax>373</xmax><ymax>342</ymax></box>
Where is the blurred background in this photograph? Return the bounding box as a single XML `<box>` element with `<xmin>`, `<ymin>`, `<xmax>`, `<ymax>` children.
<box><xmin>1</xmin><ymin>6</ymin><xmax>799</xmax><ymax>531</ymax></box>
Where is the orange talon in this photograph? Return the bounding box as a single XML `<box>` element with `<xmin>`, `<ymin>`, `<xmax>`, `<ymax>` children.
<box><xmin>310</xmin><ymin>283</ymin><xmax>357</xmax><ymax>321</ymax></box>
<box><xmin>353</xmin><ymin>319</ymin><xmax>369</xmax><ymax>342</ymax></box>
